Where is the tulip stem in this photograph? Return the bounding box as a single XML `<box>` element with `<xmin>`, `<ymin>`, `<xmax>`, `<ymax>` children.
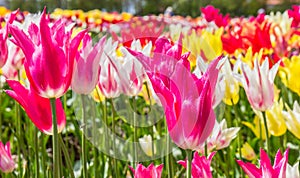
<box><xmin>262</xmin><ymin>111</ymin><xmax>270</xmax><ymax>152</ymax></box>
<box><xmin>34</xmin><ymin>127</ymin><xmax>39</xmax><ymax>178</ymax></box>
<box><xmin>186</xmin><ymin>150</ymin><xmax>193</xmax><ymax>178</ymax></box>
<box><xmin>59</xmin><ymin>135</ymin><xmax>75</xmax><ymax>178</ymax></box>
<box><xmin>50</xmin><ymin>98</ymin><xmax>60</xmax><ymax>178</ymax></box>
<box><xmin>132</xmin><ymin>96</ymin><xmax>138</xmax><ymax>168</ymax></box>
<box><xmin>166</xmin><ymin>134</ymin><xmax>174</xmax><ymax>178</ymax></box>
<box><xmin>110</xmin><ymin>99</ymin><xmax>119</xmax><ymax>178</ymax></box>
<box><xmin>81</xmin><ymin>95</ymin><xmax>88</xmax><ymax>178</ymax></box>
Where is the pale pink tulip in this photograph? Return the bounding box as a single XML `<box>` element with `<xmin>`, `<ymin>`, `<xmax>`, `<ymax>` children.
<box><xmin>0</xmin><ymin>142</ymin><xmax>15</xmax><ymax>173</ymax></box>
<box><xmin>71</xmin><ymin>34</ymin><xmax>106</xmax><ymax>94</ymax></box>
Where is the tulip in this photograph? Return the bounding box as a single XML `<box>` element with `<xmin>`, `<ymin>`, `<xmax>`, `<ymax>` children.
<box><xmin>240</xmin><ymin>142</ymin><xmax>257</xmax><ymax>161</ymax></box>
<box><xmin>0</xmin><ymin>142</ymin><xmax>15</xmax><ymax>173</ymax></box>
<box><xmin>9</xmin><ymin>8</ymin><xmax>86</xmax><ymax>98</ymax></box>
<box><xmin>71</xmin><ymin>34</ymin><xmax>106</xmax><ymax>94</ymax></box>
<box><xmin>0</xmin><ymin>10</ymin><xmax>18</xmax><ymax>68</ymax></box>
<box><xmin>178</xmin><ymin>152</ymin><xmax>215</xmax><ymax>178</ymax></box>
<box><xmin>236</xmin><ymin>59</ymin><xmax>279</xmax><ymax>111</ymax></box>
<box><xmin>237</xmin><ymin>148</ymin><xmax>290</xmax><ymax>178</ymax></box>
<box><xmin>5</xmin><ymin>80</ymin><xmax>66</xmax><ymax>135</ymax></box>
<box><xmin>139</xmin><ymin>135</ymin><xmax>156</xmax><ymax>157</ymax></box>
<box><xmin>98</xmin><ymin>38</ymin><xmax>123</xmax><ymax>98</ymax></box>
<box><xmin>242</xmin><ymin>115</ymin><xmax>269</xmax><ymax>140</ymax></box>
<box><xmin>280</xmin><ymin>56</ymin><xmax>300</xmax><ymax>96</ymax></box>
<box><xmin>129</xmin><ymin>163</ymin><xmax>163</xmax><ymax>178</ymax></box>
<box><xmin>144</xmin><ymin>55</ymin><xmax>223</xmax><ymax>150</ymax></box>
<box><xmin>204</xmin><ymin>119</ymin><xmax>240</xmax><ymax>152</ymax></box>
<box><xmin>282</xmin><ymin>101</ymin><xmax>300</xmax><ymax>139</ymax></box>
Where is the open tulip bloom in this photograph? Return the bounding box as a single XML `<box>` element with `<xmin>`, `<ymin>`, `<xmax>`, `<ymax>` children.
<box><xmin>237</xmin><ymin>148</ymin><xmax>299</xmax><ymax>178</ymax></box>
<box><xmin>129</xmin><ymin>163</ymin><xmax>163</xmax><ymax>178</ymax></box>
<box><xmin>5</xmin><ymin>80</ymin><xmax>66</xmax><ymax>135</ymax></box>
<box><xmin>9</xmin><ymin>8</ymin><xmax>86</xmax><ymax>99</ymax></box>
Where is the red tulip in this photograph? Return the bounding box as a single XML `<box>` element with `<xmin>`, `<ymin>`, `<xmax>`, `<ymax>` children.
<box><xmin>5</xmin><ymin>80</ymin><xmax>66</xmax><ymax>135</ymax></box>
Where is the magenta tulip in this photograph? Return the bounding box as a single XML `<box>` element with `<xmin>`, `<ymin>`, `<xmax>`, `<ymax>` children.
<box><xmin>9</xmin><ymin>8</ymin><xmax>86</xmax><ymax>98</ymax></box>
<box><xmin>178</xmin><ymin>152</ymin><xmax>215</xmax><ymax>178</ymax></box>
<box><xmin>71</xmin><ymin>34</ymin><xmax>106</xmax><ymax>94</ymax></box>
<box><xmin>129</xmin><ymin>163</ymin><xmax>163</xmax><ymax>178</ymax></box>
<box><xmin>237</xmin><ymin>148</ymin><xmax>289</xmax><ymax>178</ymax></box>
<box><xmin>5</xmin><ymin>80</ymin><xmax>66</xmax><ymax>135</ymax></box>
<box><xmin>0</xmin><ymin>142</ymin><xmax>15</xmax><ymax>173</ymax></box>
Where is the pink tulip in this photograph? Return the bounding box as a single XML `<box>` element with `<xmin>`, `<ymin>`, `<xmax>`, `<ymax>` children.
<box><xmin>0</xmin><ymin>142</ymin><xmax>15</xmax><ymax>173</ymax></box>
<box><xmin>178</xmin><ymin>152</ymin><xmax>215</xmax><ymax>178</ymax></box>
<box><xmin>236</xmin><ymin>59</ymin><xmax>279</xmax><ymax>111</ymax></box>
<box><xmin>9</xmin><ymin>8</ymin><xmax>86</xmax><ymax>98</ymax></box>
<box><xmin>130</xmin><ymin>35</ymin><xmax>222</xmax><ymax>149</ymax></box>
<box><xmin>5</xmin><ymin>80</ymin><xmax>66</xmax><ymax>135</ymax></box>
<box><xmin>1</xmin><ymin>40</ymin><xmax>25</xmax><ymax>79</ymax></box>
<box><xmin>129</xmin><ymin>163</ymin><xmax>163</xmax><ymax>178</ymax></box>
<box><xmin>0</xmin><ymin>10</ymin><xmax>18</xmax><ymax>68</ymax></box>
<box><xmin>237</xmin><ymin>148</ymin><xmax>289</xmax><ymax>178</ymax></box>
<box><xmin>71</xmin><ymin>34</ymin><xmax>106</xmax><ymax>94</ymax></box>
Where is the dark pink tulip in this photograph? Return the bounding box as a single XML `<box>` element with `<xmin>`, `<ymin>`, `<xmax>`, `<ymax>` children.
<box><xmin>71</xmin><ymin>34</ymin><xmax>106</xmax><ymax>94</ymax></box>
<box><xmin>237</xmin><ymin>148</ymin><xmax>290</xmax><ymax>178</ymax></box>
<box><xmin>0</xmin><ymin>142</ymin><xmax>15</xmax><ymax>173</ymax></box>
<box><xmin>5</xmin><ymin>80</ymin><xmax>66</xmax><ymax>135</ymax></box>
<box><xmin>9</xmin><ymin>8</ymin><xmax>86</xmax><ymax>98</ymax></box>
<box><xmin>129</xmin><ymin>163</ymin><xmax>163</xmax><ymax>178</ymax></box>
<box><xmin>178</xmin><ymin>152</ymin><xmax>215</xmax><ymax>178</ymax></box>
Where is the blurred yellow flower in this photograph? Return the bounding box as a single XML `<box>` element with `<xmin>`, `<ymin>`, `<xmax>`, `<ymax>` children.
<box><xmin>182</xmin><ymin>28</ymin><xmax>223</xmax><ymax>67</ymax></box>
<box><xmin>279</xmin><ymin>56</ymin><xmax>300</xmax><ymax>96</ymax></box>
<box><xmin>282</xmin><ymin>101</ymin><xmax>300</xmax><ymax>139</ymax></box>
<box><xmin>241</xmin><ymin>142</ymin><xmax>257</xmax><ymax>161</ymax></box>
<box><xmin>242</xmin><ymin>115</ymin><xmax>269</xmax><ymax>140</ymax></box>
<box><xmin>91</xmin><ymin>87</ymin><xmax>105</xmax><ymax>102</ymax></box>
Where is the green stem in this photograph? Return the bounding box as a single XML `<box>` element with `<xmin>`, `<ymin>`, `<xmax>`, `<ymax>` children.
<box><xmin>59</xmin><ymin>135</ymin><xmax>75</xmax><ymax>178</ymax></box>
<box><xmin>34</xmin><ymin>127</ymin><xmax>39</xmax><ymax>178</ymax></box>
<box><xmin>186</xmin><ymin>150</ymin><xmax>193</xmax><ymax>178</ymax></box>
<box><xmin>262</xmin><ymin>111</ymin><xmax>270</xmax><ymax>152</ymax></box>
<box><xmin>50</xmin><ymin>98</ymin><xmax>60</xmax><ymax>178</ymax></box>
<box><xmin>15</xmin><ymin>101</ymin><xmax>22</xmax><ymax>178</ymax></box>
<box><xmin>132</xmin><ymin>96</ymin><xmax>138</xmax><ymax>168</ymax></box>
<box><xmin>81</xmin><ymin>95</ymin><xmax>88</xmax><ymax>178</ymax></box>
<box><xmin>110</xmin><ymin>99</ymin><xmax>119</xmax><ymax>178</ymax></box>
<box><xmin>166</xmin><ymin>135</ymin><xmax>174</xmax><ymax>178</ymax></box>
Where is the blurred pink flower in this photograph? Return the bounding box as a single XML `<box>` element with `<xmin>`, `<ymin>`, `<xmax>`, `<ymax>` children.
<box><xmin>0</xmin><ymin>10</ymin><xmax>18</xmax><ymax>68</ymax></box>
<box><xmin>237</xmin><ymin>148</ymin><xmax>290</xmax><ymax>178</ymax></box>
<box><xmin>9</xmin><ymin>8</ymin><xmax>86</xmax><ymax>98</ymax></box>
<box><xmin>0</xmin><ymin>142</ymin><xmax>15</xmax><ymax>173</ymax></box>
<box><xmin>5</xmin><ymin>80</ymin><xmax>66</xmax><ymax>135</ymax></box>
<box><xmin>129</xmin><ymin>163</ymin><xmax>163</xmax><ymax>178</ymax></box>
<box><xmin>178</xmin><ymin>152</ymin><xmax>215</xmax><ymax>178</ymax></box>
<box><xmin>71</xmin><ymin>34</ymin><xmax>106</xmax><ymax>94</ymax></box>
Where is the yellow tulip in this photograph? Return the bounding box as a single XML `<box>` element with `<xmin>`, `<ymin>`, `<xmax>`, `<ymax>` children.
<box><xmin>242</xmin><ymin>115</ymin><xmax>268</xmax><ymax>140</ymax></box>
<box><xmin>241</xmin><ymin>142</ymin><xmax>257</xmax><ymax>161</ymax></box>
<box><xmin>279</xmin><ymin>56</ymin><xmax>300</xmax><ymax>96</ymax></box>
<box><xmin>265</xmin><ymin>99</ymin><xmax>287</xmax><ymax>136</ymax></box>
<box><xmin>222</xmin><ymin>59</ymin><xmax>240</xmax><ymax>105</ymax></box>
<box><xmin>282</xmin><ymin>101</ymin><xmax>300</xmax><ymax>139</ymax></box>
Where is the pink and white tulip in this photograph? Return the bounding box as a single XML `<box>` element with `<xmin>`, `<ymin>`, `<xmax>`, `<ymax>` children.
<box><xmin>0</xmin><ymin>142</ymin><xmax>15</xmax><ymax>173</ymax></box>
<box><xmin>71</xmin><ymin>34</ymin><xmax>106</xmax><ymax>94</ymax></box>
<box><xmin>236</xmin><ymin>59</ymin><xmax>279</xmax><ymax>111</ymax></box>
<box><xmin>237</xmin><ymin>148</ymin><xmax>291</xmax><ymax>178</ymax></box>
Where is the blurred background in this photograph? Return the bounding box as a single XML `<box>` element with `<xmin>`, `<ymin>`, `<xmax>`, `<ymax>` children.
<box><xmin>1</xmin><ymin>0</ymin><xmax>300</xmax><ymax>17</ymax></box>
